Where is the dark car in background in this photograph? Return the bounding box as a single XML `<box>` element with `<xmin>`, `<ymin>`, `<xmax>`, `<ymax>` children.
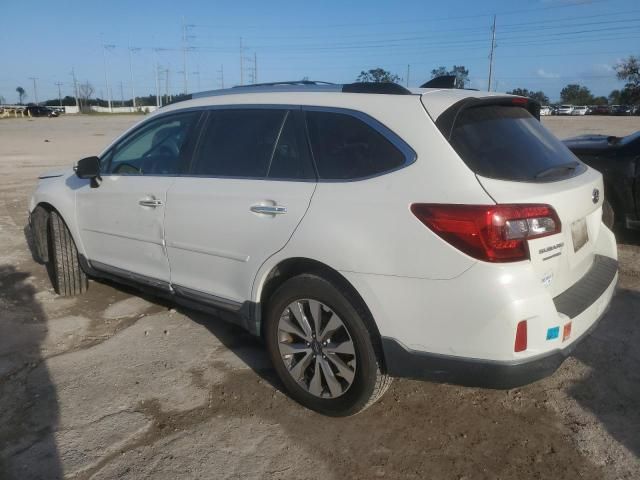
<box><xmin>589</xmin><ymin>105</ymin><xmax>610</xmax><ymax>115</ymax></box>
<box><xmin>610</xmin><ymin>105</ymin><xmax>632</xmax><ymax>116</ymax></box>
<box><xmin>24</xmin><ymin>105</ymin><xmax>59</xmax><ymax>117</ymax></box>
<box><xmin>564</xmin><ymin>131</ymin><xmax>640</xmax><ymax>230</ymax></box>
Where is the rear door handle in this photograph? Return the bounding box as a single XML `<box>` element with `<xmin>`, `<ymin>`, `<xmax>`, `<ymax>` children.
<box><xmin>250</xmin><ymin>205</ymin><xmax>287</xmax><ymax>215</ymax></box>
<box><xmin>139</xmin><ymin>198</ymin><xmax>163</xmax><ymax>208</ymax></box>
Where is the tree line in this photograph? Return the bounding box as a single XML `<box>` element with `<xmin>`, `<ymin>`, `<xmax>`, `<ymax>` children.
<box><xmin>357</xmin><ymin>56</ymin><xmax>640</xmax><ymax>106</ymax></box>
<box><xmin>9</xmin><ymin>56</ymin><xmax>639</xmax><ymax>107</ymax></box>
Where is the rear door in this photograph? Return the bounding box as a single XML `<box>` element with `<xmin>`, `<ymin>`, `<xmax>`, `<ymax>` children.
<box><xmin>164</xmin><ymin>108</ymin><xmax>316</xmax><ymax>305</ymax></box>
<box><xmin>434</xmin><ymin>101</ymin><xmax>604</xmax><ymax>297</ymax></box>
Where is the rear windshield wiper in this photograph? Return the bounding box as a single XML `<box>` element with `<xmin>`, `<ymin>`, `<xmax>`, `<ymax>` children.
<box><xmin>535</xmin><ymin>161</ymin><xmax>579</xmax><ymax>179</ymax></box>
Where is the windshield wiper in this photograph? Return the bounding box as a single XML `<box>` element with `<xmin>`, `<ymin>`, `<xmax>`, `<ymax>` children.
<box><xmin>535</xmin><ymin>161</ymin><xmax>580</xmax><ymax>179</ymax></box>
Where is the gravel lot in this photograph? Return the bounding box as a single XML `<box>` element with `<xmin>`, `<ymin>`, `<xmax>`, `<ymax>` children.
<box><xmin>1</xmin><ymin>114</ymin><xmax>639</xmax><ymax>479</ymax></box>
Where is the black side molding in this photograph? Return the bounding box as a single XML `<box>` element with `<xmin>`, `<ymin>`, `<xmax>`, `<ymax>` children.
<box><xmin>553</xmin><ymin>254</ymin><xmax>618</xmax><ymax>319</ymax></box>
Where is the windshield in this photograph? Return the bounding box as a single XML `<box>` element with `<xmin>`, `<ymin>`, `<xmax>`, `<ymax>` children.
<box><xmin>447</xmin><ymin>105</ymin><xmax>585</xmax><ymax>182</ymax></box>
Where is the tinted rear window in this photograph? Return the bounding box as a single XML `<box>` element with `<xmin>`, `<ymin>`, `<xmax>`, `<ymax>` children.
<box><xmin>448</xmin><ymin>106</ymin><xmax>583</xmax><ymax>181</ymax></box>
<box><xmin>306</xmin><ymin>111</ymin><xmax>406</xmax><ymax>180</ymax></box>
<box><xmin>193</xmin><ymin>109</ymin><xmax>285</xmax><ymax>178</ymax></box>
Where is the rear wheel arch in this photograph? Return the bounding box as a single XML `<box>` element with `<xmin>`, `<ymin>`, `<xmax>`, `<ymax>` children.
<box><xmin>257</xmin><ymin>257</ymin><xmax>387</xmax><ymax>372</ymax></box>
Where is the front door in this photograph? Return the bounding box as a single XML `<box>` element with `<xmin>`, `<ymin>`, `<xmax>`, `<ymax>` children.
<box><xmin>76</xmin><ymin>111</ymin><xmax>201</xmax><ymax>285</ymax></box>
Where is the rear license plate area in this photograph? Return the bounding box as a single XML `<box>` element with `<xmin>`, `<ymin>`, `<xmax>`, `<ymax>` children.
<box><xmin>571</xmin><ymin>218</ymin><xmax>588</xmax><ymax>252</ymax></box>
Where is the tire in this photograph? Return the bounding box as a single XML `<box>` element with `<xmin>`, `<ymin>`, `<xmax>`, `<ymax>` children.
<box><xmin>265</xmin><ymin>273</ymin><xmax>391</xmax><ymax>416</ymax></box>
<box><xmin>48</xmin><ymin>211</ymin><xmax>88</xmax><ymax>296</ymax></box>
<box><xmin>602</xmin><ymin>199</ymin><xmax>615</xmax><ymax>230</ymax></box>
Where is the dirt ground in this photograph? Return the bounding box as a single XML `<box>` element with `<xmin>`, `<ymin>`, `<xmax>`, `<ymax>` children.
<box><xmin>0</xmin><ymin>114</ymin><xmax>639</xmax><ymax>480</ymax></box>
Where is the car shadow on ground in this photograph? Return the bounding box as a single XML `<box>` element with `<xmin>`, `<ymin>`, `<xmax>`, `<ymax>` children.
<box><xmin>569</xmin><ymin>287</ymin><xmax>640</xmax><ymax>457</ymax></box>
<box><xmin>0</xmin><ymin>265</ymin><xmax>63</xmax><ymax>480</ymax></box>
<box><xmin>88</xmin><ymin>276</ymin><xmax>284</xmax><ymax>391</ymax></box>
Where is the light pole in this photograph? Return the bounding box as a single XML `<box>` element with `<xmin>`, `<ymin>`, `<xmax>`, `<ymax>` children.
<box><xmin>28</xmin><ymin>77</ymin><xmax>39</xmax><ymax>104</ymax></box>
<box><xmin>102</xmin><ymin>42</ymin><xmax>115</xmax><ymax>111</ymax></box>
<box><xmin>128</xmin><ymin>46</ymin><xmax>141</xmax><ymax>109</ymax></box>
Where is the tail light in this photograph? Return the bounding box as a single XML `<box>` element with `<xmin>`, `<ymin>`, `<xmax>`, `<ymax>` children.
<box><xmin>410</xmin><ymin>204</ymin><xmax>561</xmax><ymax>262</ymax></box>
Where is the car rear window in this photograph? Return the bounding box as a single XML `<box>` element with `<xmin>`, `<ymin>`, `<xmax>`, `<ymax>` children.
<box><xmin>447</xmin><ymin>105</ymin><xmax>584</xmax><ymax>181</ymax></box>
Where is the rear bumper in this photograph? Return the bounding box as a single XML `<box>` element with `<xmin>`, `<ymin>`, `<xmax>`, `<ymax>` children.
<box><xmin>380</xmin><ymin>256</ymin><xmax>618</xmax><ymax>389</ymax></box>
<box><xmin>382</xmin><ymin>300</ymin><xmax>611</xmax><ymax>389</ymax></box>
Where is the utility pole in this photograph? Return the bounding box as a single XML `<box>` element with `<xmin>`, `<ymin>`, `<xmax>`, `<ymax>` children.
<box><xmin>102</xmin><ymin>41</ymin><xmax>115</xmax><ymax>111</ymax></box>
<box><xmin>165</xmin><ymin>67</ymin><xmax>170</xmax><ymax>104</ymax></box>
<box><xmin>28</xmin><ymin>77</ymin><xmax>39</xmax><ymax>104</ymax></box>
<box><xmin>55</xmin><ymin>81</ymin><xmax>63</xmax><ymax>107</ymax></box>
<box><xmin>192</xmin><ymin>67</ymin><xmax>201</xmax><ymax>91</ymax></box>
<box><xmin>70</xmin><ymin>68</ymin><xmax>79</xmax><ymax>110</ymax></box>
<box><xmin>239</xmin><ymin>37</ymin><xmax>244</xmax><ymax>85</ymax></box>
<box><xmin>155</xmin><ymin>63</ymin><xmax>161</xmax><ymax>108</ymax></box>
<box><xmin>487</xmin><ymin>15</ymin><xmax>497</xmax><ymax>92</ymax></box>
<box><xmin>253</xmin><ymin>52</ymin><xmax>257</xmax><ymax>84</ymax></box>
<box><xmin>120</xmin><ymin>81</ymin><xmax>124</xmax><ymax>107</ymax></box>
<box><xmin>181</xmin><ymin>17</ymin><xmax>190</xmax><ymax>94</ymax></box>
<box><xmin>128</xmin><ymin>46</ymin><xmax>140</xmax><ymax>109</ymax></box>
<box><xmin>406</xmin><ymin>64</ymin><xmax>410</xmax><ymax>88</ymax></box>
<box><xmin>218</xmin><ymin>64</ymin><xmax>224</xmax><ymax>89</ymax></box>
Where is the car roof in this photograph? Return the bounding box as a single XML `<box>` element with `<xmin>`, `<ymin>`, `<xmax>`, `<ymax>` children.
<box><xmin>157</xmin><ymin>82</ymin><xmax>522</xmax><ymax>122</ymax></box>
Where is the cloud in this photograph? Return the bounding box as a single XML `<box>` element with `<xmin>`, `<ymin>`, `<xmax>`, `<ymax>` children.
<box><xmin>536</xmin><ymin>69</ymin><xmax>560</xmax><ymax>79</ymax></box>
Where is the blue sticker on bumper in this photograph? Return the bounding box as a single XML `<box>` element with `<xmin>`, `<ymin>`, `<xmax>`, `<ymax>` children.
<box><xmin>546</xmin><ymin>326</ymin><xmax>560</xmax><ymax>340</ymax></box>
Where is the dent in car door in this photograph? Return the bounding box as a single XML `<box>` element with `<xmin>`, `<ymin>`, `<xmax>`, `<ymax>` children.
<box><xmin>165</xmin><ymin>108</ymin><xmax>316</xmax><ymax>304</ymax></box>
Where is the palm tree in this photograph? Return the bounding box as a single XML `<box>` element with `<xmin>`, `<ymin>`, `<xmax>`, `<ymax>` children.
<box><xmin>16</xmin><ymin>86</ymin><xmax>26</xmax><ymax>104</ymax></box>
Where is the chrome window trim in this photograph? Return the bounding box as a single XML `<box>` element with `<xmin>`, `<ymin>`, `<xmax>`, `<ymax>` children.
<box><xmin>302</xmin><ymin>105</ymin><xmax>417</xmax><ymax>183</ymax></box>
<box><xmin>98</xmin><ymin>104</ymin><xmax>417</xmax><ymax>182</ymax></box>
<box><xmin>99</xmin><ymin>108</ymin><xmax>204</xmax><ymax>177</ymax></box>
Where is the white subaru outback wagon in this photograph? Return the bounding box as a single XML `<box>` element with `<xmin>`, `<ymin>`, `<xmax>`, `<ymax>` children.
<box><xmin>29</xmin><ymin>81</ymin><xmax>618</xmax><ymax>416</ymax></box>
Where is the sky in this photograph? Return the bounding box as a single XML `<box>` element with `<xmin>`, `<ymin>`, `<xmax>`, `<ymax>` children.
<box><xmin>1</xmin><ymin>0</ymin><xmax>639</xmax><ymax>104</ymax></box>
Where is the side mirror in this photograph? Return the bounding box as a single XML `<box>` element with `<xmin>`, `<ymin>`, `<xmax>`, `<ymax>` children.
<box><xmin>75</xmin><ymin>156</ymin><xmax>101</xmax><ymax>187</ymax></box>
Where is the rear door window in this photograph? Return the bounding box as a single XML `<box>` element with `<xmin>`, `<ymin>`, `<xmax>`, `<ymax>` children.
<box><xmin>192</xmin><ymin>109</ymin><xmax>286</xmax><ymax>178</ymax></box>
<box><xmin>446</xmin><ymin>105</ymin><xmax>584</xmax><ymax>181</ymax></box>
<box><xmin>306</xmin><ymin>110</ymin><xmax>406</xmax><ymax>180</ymax></box>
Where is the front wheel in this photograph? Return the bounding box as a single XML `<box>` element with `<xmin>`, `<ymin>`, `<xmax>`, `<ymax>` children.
<box><xmin>49</xmin><ymin>211</ymin><xmax>88</xmax><ymax>296</ymax></box>
<box><xmin>265</xmin><ymin>273</ymin><xmax>391</xmax><ymax>416</ymax></box>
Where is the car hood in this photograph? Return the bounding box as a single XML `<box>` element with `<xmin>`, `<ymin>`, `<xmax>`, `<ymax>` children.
<box><xmin>562</xmin><ymin>134</ymin><xmax>620</xmax><ymax>154</ymax></box>
<box><xmin>38</xmin><ymin>167</ymin><xmax>73</xmax><ymax>180</ymax></box>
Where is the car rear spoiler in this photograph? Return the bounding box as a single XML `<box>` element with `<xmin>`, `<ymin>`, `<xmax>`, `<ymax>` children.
<box><xmin>435</xmin><ymin>96</ymin><xmax>541</xmax><ymax>141</ymax></box>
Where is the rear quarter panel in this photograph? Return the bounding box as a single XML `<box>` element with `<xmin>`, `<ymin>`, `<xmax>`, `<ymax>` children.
<box><xmin>252</xmin><ymin>97</ymin><xmax>494</xmax><ymax>302</ymax></box>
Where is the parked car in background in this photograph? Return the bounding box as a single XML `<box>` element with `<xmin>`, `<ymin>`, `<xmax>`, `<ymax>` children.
<box><xmin>564</xmin><ymin>131</ymin><xmax>640</xmax><ymax>230</ymax></box>
<box><xmin>571</xmin><ymin>106</ymin><xmax>588</xmax><ymax>116</ymax></box>
<box><xmin>540</xmin><ymin>105</ymin><xmax>552</xmax><ymax>116</ymax></box>
<box><xmin>610</xmin><ymin>105</ymin><xmax>632</xmax><ymax>116</ymax></box>
<box><xmin>557</xmin><ymin>105</ymin><xmax>574</xmax><ymax>115</ymax></box>
<box><xmin>25</xmin><ymin>105</ymin><xmax>59</xmax><ymax>117</ymax></box>
<box><xmin>589</xmin><ymin>105</ymin><xmax>610</xmax><ymax>115</ymax></box>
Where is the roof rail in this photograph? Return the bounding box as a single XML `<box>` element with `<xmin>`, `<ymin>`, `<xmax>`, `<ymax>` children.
<box><xmin>233</xmin><ymin>80</ymin><xmax>336</xmax><ymax>88</ymax></box>
<box><xmin>190</xmin><ymin>81</ymin><xmax>414</xmax><ymax>99</ymax></box>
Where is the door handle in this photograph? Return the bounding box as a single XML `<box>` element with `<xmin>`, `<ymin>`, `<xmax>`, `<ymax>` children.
<box><xmin>250</xmin><ymin>204</ymin><xmax>287</xmax><ymax>215</ymax></box>
<box><xmin>139</xmin><ymin>198</ymin><xmax>163</xmax><ymax>208</ymax></box>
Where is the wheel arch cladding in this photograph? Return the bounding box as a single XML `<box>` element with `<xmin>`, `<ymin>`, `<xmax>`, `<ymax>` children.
<box><xmin>258</xmin><ymin>257</ymin><xmax>387</xmax><ymax>371</ymax></box>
